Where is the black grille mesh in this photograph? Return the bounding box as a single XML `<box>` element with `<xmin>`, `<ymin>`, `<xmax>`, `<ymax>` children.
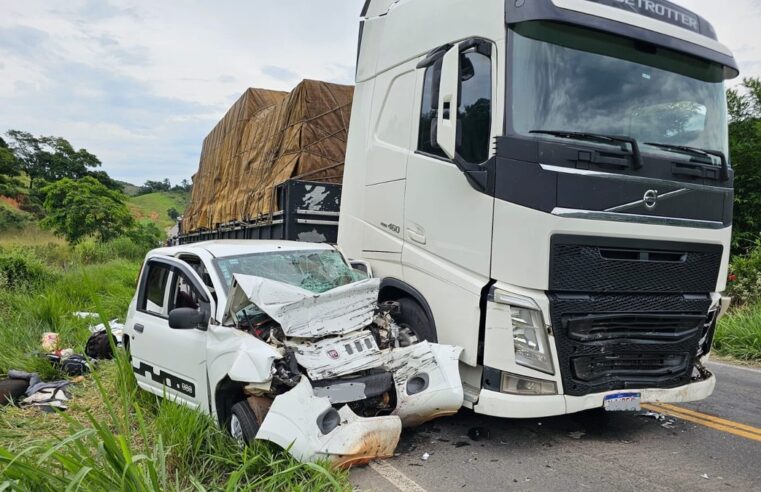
<box><xmin>550</xmin><ymin>237</ymin><xmax>723</xmax><ymax>293</ymax></box>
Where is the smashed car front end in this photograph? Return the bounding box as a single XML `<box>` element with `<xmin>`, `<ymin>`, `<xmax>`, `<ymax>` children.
<box><xmin>215</xmin><ymin>274</ymin><xmax>463</xmax><ymax>465</ymax></box>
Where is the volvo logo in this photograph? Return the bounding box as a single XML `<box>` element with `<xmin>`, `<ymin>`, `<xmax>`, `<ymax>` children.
<box><xmin>643</xmin><ymin>189</ymin><xmax>659</xmax><ymax>209</ymax></box>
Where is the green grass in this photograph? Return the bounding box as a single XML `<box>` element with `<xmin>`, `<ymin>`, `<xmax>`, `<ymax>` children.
<box><xmin>0</xmin><ymin>238</ymin><xmax>348</xmax><ymax>490</ymax></box>
<box><xmin>128</xmin><ymin>191</ymin><xmax>189</xmax><ymax>230</ymax></box>
<box><xmin>714</xmin><ymin>304</ymin><xmax>761</xmax><ymax>362</ymax></box>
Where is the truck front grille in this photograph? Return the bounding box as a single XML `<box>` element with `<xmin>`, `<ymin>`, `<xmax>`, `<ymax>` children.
<box><xmin>571</xmin><ymin>353</ymin><xmax>690</xmax><ymax>386</ymax></box>
<box><xmin>550</xmin><ymin>235</ymin><xmax>723</xmax><ymax>294</ymax></box>
<box><xmin>562</xmin><ymin>313</ymin><xmax>705</xmax><ymax>344</ymax></box>
<box><xmin>549</xmin><ymin>293</ymin><xmax>712</xmax><ymax>396</ymax></box>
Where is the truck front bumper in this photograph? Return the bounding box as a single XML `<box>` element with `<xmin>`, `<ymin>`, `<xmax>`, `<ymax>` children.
<box><xmin>473</xmin><ymin>373</ymin><xmax>716</xmax><ymax>419</ymax></box>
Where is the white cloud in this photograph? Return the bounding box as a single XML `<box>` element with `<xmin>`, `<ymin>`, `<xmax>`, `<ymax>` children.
<box><xmin>0</xmin><ymin>0</ymin><xmax>757</xmax><ymax>184</ymax></box>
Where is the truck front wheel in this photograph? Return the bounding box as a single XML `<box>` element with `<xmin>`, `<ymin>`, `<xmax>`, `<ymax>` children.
<box><xmin>230</xmin><ymin>401</ymin><xmax>260</xmax><ymax>447</ymax></box>
<box><xmin>392</xmin><ymin>297</ymin><xmax>437</xmax><ymax>344</ymax></box>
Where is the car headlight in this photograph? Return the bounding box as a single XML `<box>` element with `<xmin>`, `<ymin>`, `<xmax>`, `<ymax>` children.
<box><xmin>490</xmin><ymin>288</ymin><xmax>554</xmax><ymax>375</ymax></box>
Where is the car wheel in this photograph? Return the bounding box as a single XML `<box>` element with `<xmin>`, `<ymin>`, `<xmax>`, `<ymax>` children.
<box><xmin>230</xmin><ymin>400</ymin><xmax>260</xmax><ymax>447</ymax></box>
<box><xmin>393</xmin><ymin>297</ymin><xmax>437</xmax><ymax>344</ymax></box>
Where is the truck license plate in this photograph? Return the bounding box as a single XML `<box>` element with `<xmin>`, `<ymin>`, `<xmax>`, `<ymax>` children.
<box><xmin>603</xmin><ymin>392</ymin><xmax>642</xmax><ymax>412</ymax></box>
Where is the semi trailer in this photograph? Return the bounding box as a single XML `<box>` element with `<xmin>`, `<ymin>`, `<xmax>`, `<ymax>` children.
<box><xmin>179</xmin><ymin>0</ymin><xmax>740</xmax><ymax>418</ymax></box>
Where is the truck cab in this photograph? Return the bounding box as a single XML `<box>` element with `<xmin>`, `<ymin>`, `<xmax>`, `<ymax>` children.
<box><xmin>338</xmin><ymin>0</ymin><xmax>738</xmax><ymax>417</ymax></box>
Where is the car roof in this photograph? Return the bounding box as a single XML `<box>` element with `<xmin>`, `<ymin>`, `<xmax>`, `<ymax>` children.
<box><xmin>150</xmin><ymin>240</ymin><xmax>336</xmax><ymax>259</ymax></box>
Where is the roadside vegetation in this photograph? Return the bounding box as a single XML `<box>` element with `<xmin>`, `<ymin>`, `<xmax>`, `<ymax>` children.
<box><xmin>129</xmin><ymin>190</ymin><xmax>190</xmax><ymax>230</ymax></box>
<box><xmin>0</xmin><ymin>131</ymin><xmax>348</xmax><ymax>489</ymax></box>
<box><xmin>0</xmin><ymin>245</ymin><xmax>347</xmax><ymax>490</ymax></box>
<box><xmin>716</xmin><ymin>78</ymin><xmax>761</xmax><ymax>364</ymax></box>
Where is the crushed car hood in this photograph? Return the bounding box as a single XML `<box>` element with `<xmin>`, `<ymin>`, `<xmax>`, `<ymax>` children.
<box><xmin>224</xmin><ymin>274</ymin><xmax>380</xmax><ymax>337</ymax></box>
<box><xmin>218</xmin><ymin>272</ymin><xmax>464</xmax><ymax>467</ymax></box>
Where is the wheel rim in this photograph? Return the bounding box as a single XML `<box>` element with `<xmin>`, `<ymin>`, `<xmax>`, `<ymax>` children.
<box><xmin>230</xmin><ymin>414</ymin><xmax>245</xmax><ymax>447</ymax></box>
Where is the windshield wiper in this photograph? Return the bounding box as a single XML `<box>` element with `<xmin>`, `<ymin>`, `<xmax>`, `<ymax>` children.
<box><xmin>530</xmin><ymin>130</ymin><xmax>643</xmax><ymax>169</ymax></box>
<box><xmin>644</xmin><ymin>142</ymin><xmax>729</xmax><ymax>181</ymax></box>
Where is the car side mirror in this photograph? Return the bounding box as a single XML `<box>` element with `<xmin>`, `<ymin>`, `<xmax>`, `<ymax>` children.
<box><xmin>168</xmin><ymin>307</ymin><xmax>206</xmax><ymax>330</ymax></box>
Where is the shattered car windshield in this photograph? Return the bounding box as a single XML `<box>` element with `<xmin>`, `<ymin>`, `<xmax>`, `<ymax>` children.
<box><xmin>213</xmin><ymin>249</ymin><xmax>367</xmax><ymax>294</ymax></box>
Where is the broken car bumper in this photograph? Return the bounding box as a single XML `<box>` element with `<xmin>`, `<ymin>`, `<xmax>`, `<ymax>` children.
<box><xmin>255</xmin><ymin>342</ymin><xmax>464</xmax><ymax>466</ymax></box>
<box><xmin>256</xmin><ymin>378</ymin><xmax>401</xmax><ymax>467</ymax></box>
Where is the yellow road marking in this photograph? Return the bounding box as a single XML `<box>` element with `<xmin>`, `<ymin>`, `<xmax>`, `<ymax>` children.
<box><xmin>654</xmin><ymin>403</ymin><xmax>761</xmax><ymax>435</ymax></box>
<box><xmin>642</xmin><ymin>403</ymin><xmax>761</xmax><ymax>443</ymax></box>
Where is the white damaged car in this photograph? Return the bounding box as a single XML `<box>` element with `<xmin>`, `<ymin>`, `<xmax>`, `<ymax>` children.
<box><xmin>123</xmin><ymin>240</ymin><xmax>463</xmax><ymax>466</ymax></box>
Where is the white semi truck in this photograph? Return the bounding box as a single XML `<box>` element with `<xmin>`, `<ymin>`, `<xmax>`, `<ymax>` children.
<box><xmin>337</xmin><ymin>0</ymin><xmax>739</xmax><ymax>418</ymax></box>
<box><xmin>174</xmin><ymin>0</ymin><xmax>739</xmax><ymax>420</ymax></box>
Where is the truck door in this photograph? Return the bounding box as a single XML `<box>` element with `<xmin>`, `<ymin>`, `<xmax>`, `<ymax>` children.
<box><xmin>129</xmin><ymin>256</ymin><xmax>214</xmax><ymax>411</ymax></box>
<box><xmin>402</xmin><ymin>39</ymin><xmax>498</xmax><ymax>364</ymax></box>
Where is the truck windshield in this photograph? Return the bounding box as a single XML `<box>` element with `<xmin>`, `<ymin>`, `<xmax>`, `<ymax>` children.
<box><xmin>509</xmin><ymin>21</ymin><xmax>729</xmax><ymax>157</ymax></box>
<box><xmin>213</xmin><ymin>249</ymin><xmax>366</xmax><ymax>294</ymax></box>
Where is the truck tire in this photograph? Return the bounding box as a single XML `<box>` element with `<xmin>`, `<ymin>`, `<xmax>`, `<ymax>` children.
<box><xmin>393</xmin><ymin>297</ymin><xmax>437</xmax><ymax>344</ymax></box>
<box><xmin>230</xmin><ymin>400</ymin><xmax>260</xmax><ymax>447</ymax></box>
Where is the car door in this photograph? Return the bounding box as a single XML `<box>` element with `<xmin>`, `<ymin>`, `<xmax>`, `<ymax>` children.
<box><xmin>129</xmin><ymin>255</ymin><xmax>214</xmax><ymax>411</ymax></box>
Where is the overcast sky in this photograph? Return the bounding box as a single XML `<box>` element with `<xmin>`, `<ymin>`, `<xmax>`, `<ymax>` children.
<box><xmin>0</xmin><ymin>0</ymin><xmax>759</xmax><ymax>185</ymax></box>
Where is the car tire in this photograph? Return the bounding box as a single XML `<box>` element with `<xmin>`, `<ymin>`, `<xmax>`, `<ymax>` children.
<box><xmin>393</xmin><ymin>297</ymin><xmax>437</xmax><ymax>343</ymax></box>
<box><xmin>230</xmin><ymin>400</ymin><xmax>260</xmax><ymax>447</ymax></box>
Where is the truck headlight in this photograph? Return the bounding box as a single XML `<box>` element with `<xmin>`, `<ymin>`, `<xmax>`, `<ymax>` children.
<box><xmin>490</xmin><ymin>288</ymin><xmax>554</xmax><ymax>375</ymax></box>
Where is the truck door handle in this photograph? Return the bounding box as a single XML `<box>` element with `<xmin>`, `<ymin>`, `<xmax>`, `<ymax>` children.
<box><xmin>407</xmin><ymin>228</ymin><xmax>426</xmax><ymax>245</ymax></box>
<box><xmin>134</xmin><ymin>323</ymin><xmax>144</xmax><ymax>333</ymax></box>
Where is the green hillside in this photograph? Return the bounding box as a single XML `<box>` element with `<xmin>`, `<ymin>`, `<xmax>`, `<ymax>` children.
<box><xmin>116</xmin><ymin>180</ymin><xmax>141</xmax><ymax>196</ymax></box>
<box><xmin>128</xmin><ymin>191</ymin><xmax>189</xmax><ymax>229</ymax></box>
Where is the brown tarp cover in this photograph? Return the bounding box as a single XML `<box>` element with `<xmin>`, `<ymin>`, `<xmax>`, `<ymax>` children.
<box><xmin>182</xmin><ymin>79</ymin><xmax>353</xmax><ymax>233</ymax></box>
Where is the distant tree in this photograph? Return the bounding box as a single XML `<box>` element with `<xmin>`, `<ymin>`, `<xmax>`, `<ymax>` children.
<box><xmin>171</xmin><ymin>178</ymin><xmax>192</xmax><ymax>193</ymax></box>
<box><xmin>167</xmin><ymin>207</ymin><xmax>180</xmax><ymax>221</ymax></box>
<box><xmin>86</xmin><ymin>169</ymin><xmax>122</xmax><ymax>191</ymax></box>
<box><xmin>41</xmin><ymin>176</ymin><xmax>134</xmax><ymax>244</ymax></box>
<box><xmin>5</xmin><ymin>131</ymin><xmax>105</xmax><ymax>190</ymax></box>
<box><xmin>727</xmin><ymin>78</ymin><xmax>761</xmax><ymax>253</ymax></box>
<box><xmin>127</xmin><ymin>221</ymin><xmax>164</xmax><ymax>250</ymax></box>
<box><xmin>138</xmin><ymin>179</ymin><xmax>172</xmax><ymax>195</ymax></box>
<box><xmin>0</xmin><ymin>137</ymin><xmax>21</xmax><ymax>196</ymax></box>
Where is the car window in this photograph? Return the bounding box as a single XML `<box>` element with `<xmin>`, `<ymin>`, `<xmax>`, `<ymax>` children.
<box><xmin>170</xmin><ymin>271</ymin><xmax>203</xmax><ymax>313</ymax></box>
<box><xmin>141</xmin><ymin>262</ymin><xmax>171</xmax><ymax>316</ymax></box>
<box><xmin>213</xmin><ymin>249</ymin><xmax>367</xmax><ymax>294</ymax></box>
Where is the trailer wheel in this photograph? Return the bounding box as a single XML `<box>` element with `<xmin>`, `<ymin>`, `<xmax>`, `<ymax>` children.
<box><xmin>393</xmin><ymin>297</ymin><xmax>437</xmax><ymax>344</ymax></box>
<box><xmin>230</xmin><ymin>400</ymin><xmax>260</xmax><ymax>447</ymax></box>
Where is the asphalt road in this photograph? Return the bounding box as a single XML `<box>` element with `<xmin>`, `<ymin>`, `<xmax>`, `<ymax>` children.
<box><xmin>352</xmin><ymin>362</ymin><xmax>761</xmax><ymax>491</ymax></box>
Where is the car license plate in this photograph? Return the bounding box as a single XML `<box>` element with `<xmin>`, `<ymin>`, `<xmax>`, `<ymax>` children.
<box><xmin>603</xmin><ymin>392</ymin><xmax>642</xmax><ymax>412</ymax></box>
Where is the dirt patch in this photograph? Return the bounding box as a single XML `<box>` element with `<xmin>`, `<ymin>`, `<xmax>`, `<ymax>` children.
<box><xmin>0</xmin><ymin>196</ymin><xmax>21</xmax><ymax>209</ymax></box>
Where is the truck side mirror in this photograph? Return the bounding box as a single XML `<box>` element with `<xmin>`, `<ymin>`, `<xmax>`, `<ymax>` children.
<box><xmin>168</xmin><ymin>307</ymin><xmax>206</xmax><ymax>330</ymax></box>
<box><xmin>436</xmin><ymin>45</ymin><xmax>459</xmax><ymax>160</ymax></box>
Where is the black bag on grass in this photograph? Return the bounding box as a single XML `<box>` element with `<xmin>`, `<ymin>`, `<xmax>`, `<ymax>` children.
<box><xmin>85</xmin><ymin>331</ymin><xmax>117</xmax><ymax>360</ymax></box>
<box><xmin>0</xmin><ymin>378</ymin><xmax>29</xmax><ymax>405</ymax></box>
